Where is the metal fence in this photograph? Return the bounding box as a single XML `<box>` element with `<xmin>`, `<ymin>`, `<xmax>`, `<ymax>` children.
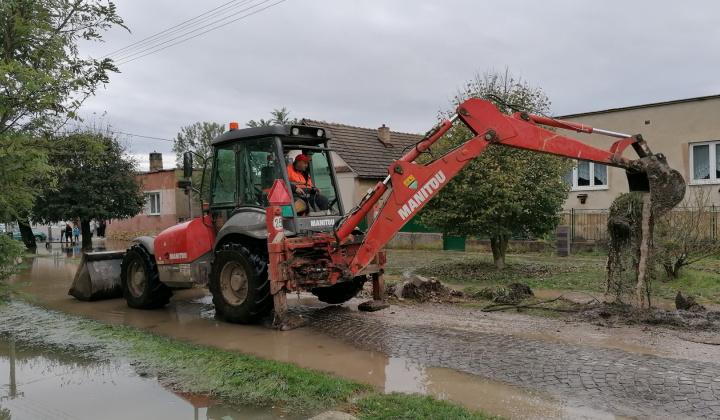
<box><xmin>562</xmin><ymin>209</ymin><xmax>610</xmax><ymax>242</ymax></box>
<box><xmin>562</xmin><ymin>206</ymin><xmax>720</xmax><ymax>242</ymax></box>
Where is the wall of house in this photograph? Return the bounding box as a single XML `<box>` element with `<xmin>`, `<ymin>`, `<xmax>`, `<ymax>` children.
<box><xmin>106</xmin><ymin>169</ymin><xmax>186</xmax><ymax>239</ymax></box>
<box><xmin>561</xmin><ymin>97</ymin><xmax>720</xmax><ymax>210</ymax></box>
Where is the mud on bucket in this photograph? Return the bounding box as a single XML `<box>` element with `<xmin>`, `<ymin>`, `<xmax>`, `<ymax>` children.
<box><xmin>627</xmin><ymin>154</ymin><xmax>686</xmax><ymax>216</ymax></box>
<box><xmin>69</xmin><ymin>251</ymin><xmax>125</xmax><ymax>301</ymax></box>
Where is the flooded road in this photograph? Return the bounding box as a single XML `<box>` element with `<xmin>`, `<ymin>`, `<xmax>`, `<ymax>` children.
<box><xmin>3</xmin><ymin>242</ymin><xmax>641</xmax><ymax>419</ymax></box>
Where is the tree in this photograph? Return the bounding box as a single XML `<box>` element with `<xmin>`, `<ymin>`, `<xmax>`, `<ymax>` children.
<box><xmin>0</xmin><ymin>0</ymin><xmax>127</xmax><ymax>135</ymax></box>
<box><xmin>654</xmin><ymin>188</ymin><xmax>720</xmax><ymax>278</ymax></box>
<box><xmin>172</xmin><ymin>121</ymin><xmax>225</xmax><ymax>201</ymax></box>
<box><xmin>32</xmin><ymin>128</ymin><xmax>146</xmax><ymax>250</ymax></box>
<box><xmin>0</xmin><ymin>0</ymin><xmax>128</xmax><ymax>248</ymax></box>
<box><xmin>246</xmin><ymin>107</ymin><xmax>297</xmax><ymax>127</ymax></box>
<box><xmin>419</xmin><ymin>69</ymin><xmax>572</xmax><ymax>268</ymax></box>
<box><xmin>172</xmin><ymin>122</ymin><xmax>224</xmax><ymax>166</ymax></box>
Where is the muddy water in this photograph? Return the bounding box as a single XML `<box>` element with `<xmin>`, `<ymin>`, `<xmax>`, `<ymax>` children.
<box><xmin>6</xmin><ymin>243</ymin><xmax>632</xmax><ymax>420</ymax></box>
<box><xmin>0</xmin><ymin>337</ymin><xmax>297</xmax><ymax>420</ymax></box>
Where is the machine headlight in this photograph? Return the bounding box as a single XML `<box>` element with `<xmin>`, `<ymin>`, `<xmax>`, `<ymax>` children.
<box><xmin>317</xmin><ymin>129</ymin><xmax>324</xmax><ymax>137</ymax></box>
<box><xmin>291</xmin><ymin>127</ymin><xmax>300</xmax><ymax>136</ymax></box>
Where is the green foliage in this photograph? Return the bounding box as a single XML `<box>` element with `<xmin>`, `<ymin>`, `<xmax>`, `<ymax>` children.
<box><xmin>172</xmin><ymin>121</ymin><xmax>225</xmax><ymax>200</ymax></box>
<box><xmin>0</xmin><ymin>234</ymin><xmax>27</xmax><ymax>297</ymax></box>
<box><xmin>355</xmin><ymin>393</ymin><xmax>499</xmax><ymax>420</ymax></box>
<box><xmin>246</xmin><ymin>107</ymin><xmax>297</xmax><ymax>127</ymax></box>
<box><xmin>0</xmin><ymin>131</ymin><xmax>54</xmax><ymax>220</ymax></box>
<box><xmin>172</xmin><ymin>121</ymin><xmax>224</xmax><ymax>166</ymax></box>
<box><xmin>0</xmin><ymin>0</ymin><xmax>127</xmax><ymax>240</ymax></box>
<box><xmin>0</xmin><ymin>0</ymin><xmax>128</xmax><ymax>134</ymax></box>
<box><xmin>32</xmin><ymin>128</ymin><xmax>146</xmax><ymax>247</ymax></box>
<box><xmin>419</xmin><ymin>69</ymin><xmax>572</xmax><ymax>267</ymax></box>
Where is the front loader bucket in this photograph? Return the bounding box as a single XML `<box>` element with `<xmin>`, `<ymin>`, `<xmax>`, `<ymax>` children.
<box><xmin>627</xmin><ymin>154</ymin><xmax>686</xmax><ymax>216</ymax></box>
<box><xmin>68</xmin><ymin>251</ymin><xmax>125</xmax><ymax>301</ymax></box>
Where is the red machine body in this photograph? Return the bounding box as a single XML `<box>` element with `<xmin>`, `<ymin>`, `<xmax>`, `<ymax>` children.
<box><xmin>154</xmin><ymin>215</ymin><xmax>214</xmax><ymax>266</ymax></box>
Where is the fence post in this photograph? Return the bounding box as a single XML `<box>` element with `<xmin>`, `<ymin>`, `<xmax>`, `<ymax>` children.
<box><xmin>570</xmin><ymin>208</ymin><xmax>575</xmax><ymax>242</ymax></box>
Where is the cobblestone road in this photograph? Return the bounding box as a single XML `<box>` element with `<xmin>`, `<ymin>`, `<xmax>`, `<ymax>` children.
<box><xmin>305</xmin><ymin>308</ymin><xmax>720</xmax><ymax>420</ymax></box>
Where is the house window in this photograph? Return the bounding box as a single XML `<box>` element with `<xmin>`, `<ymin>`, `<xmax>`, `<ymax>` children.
<box><xmin>565</xmin><ymin>161</ymin><xmax>608</xmax><ymax>190</ymax></box>
<box><xmin>146</xmin><ymin>191</ymin><xmax>161</xmax><ymax>215</ymax></box>
<box><xmin>690</xmin><ymin>141</ymin><xmax>720</xmax><ymax>184</ymax></box>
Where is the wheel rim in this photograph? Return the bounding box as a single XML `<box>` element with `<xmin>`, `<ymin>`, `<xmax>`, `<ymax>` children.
<box><xmin>220</xmin><ymin>261</ymin><xmax>248</xmax><ymax>305</ymax></box>
<box><xmin>128</xmin><ymin>260</ymin><xmax>146</xmax><ymax>298</ymax></box>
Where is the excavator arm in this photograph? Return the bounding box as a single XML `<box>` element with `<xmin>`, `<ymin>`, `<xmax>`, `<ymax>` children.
<box><xmin>339</xmin><ymin>98</ymin><xmax>685</xmax><ymax>275</ymax></box>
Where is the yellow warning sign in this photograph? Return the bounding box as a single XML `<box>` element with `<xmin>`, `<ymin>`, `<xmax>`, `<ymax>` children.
<box><xmin>403</xmin><ymin>175</ymin><xmax>416</xmax><ymax>187</ymax></box>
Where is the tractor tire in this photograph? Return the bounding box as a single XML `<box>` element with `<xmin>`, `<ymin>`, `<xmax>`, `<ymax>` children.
<box><xmin>311</xmin><ymin>276</ymin><xmax>368</xmax><ymax>305</ymax></box>
<box><xmin>120</xmin><ymin>244</ymin><xmax>172</xmax><ymax>309</ymax></box>
<box><xmin>209</xmin><ymin>243</ymin><xmax>272</xmax><ymax>324</ymax></box>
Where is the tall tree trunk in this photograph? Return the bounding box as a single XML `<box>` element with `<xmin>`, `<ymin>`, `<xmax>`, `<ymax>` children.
<box><xmin>16</xmin><ymin>218</ymin><xmax>36</xmax><ymax>249</ymax></box>
<box><xmin>81</xmin><ymin>219</ymin><xmax>93</xmax><ymax>251</ymax></box>
<box><xmin>490</xmin><ymin>234</ymin><xmax>509</xmax><ymax>269</ymax></box>
<box><xmin>636</xmin><ymin>193</ymin><xmax>652</xmax><ymax>308</ymax></box>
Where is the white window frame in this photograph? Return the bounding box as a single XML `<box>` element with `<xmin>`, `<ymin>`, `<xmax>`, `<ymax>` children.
<box><xmin>689</xmin><ymin>141</ymin><xmax>720</xmax><ymax>185</ymax></box>
<box><xmin>146</xmin><ymin>191</ymin><xmax>162</xmax><ymax>215</ymax></box>
<box><xmin>567</xmin><ymin>161</ymin><xmax>609</xmax><ymax>191</ymax></box>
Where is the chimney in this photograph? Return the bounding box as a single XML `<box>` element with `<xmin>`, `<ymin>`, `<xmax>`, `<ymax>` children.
<box><xmin>149</xmin><ymin>152</ymin><xmax>163</xmax><ymax>172</ymax></box>
<box><xmin>378</xmin><ymin>124</ymin><xmax>393</xmax><ymax>147</ymax></box>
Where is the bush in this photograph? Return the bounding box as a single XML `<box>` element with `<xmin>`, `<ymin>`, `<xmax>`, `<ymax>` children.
<box><xmin>0</xmin><ymin>234</ymin><xmax>26</xmax><ymax>297</ymax></box>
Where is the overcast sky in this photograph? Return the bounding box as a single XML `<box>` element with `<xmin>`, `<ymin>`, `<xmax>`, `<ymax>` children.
<box><xmin>78</xmin><ymin>0</ymin><xmax>720</xmax><ymax>170</ymax></box>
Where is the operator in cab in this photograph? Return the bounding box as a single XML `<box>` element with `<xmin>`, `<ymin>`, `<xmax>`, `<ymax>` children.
<box><xmin>287</xmin><ymin>154</ymin><xmax>329</xmax><ymax>214</ymax></box>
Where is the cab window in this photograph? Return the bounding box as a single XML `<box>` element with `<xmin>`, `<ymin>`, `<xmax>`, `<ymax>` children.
<box><xmin>211</xmin><ymin>147</ymin><xmax>237</xmax><ymax>206</ymax></box>
<box><xmin>238</xmin><ymin>138</ymin><xmax>280</xmax><ymax>207</ymax></box>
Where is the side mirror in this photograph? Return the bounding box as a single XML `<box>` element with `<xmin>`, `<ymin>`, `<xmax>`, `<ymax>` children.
<box><xmin>183</xmin><ymin>152</ymin><xmax>193</xmax><ymax>178</ymax></box>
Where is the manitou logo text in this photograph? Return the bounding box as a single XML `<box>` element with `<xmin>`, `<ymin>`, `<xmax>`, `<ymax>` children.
<box><xmin>310</xmin><ymin>219</ymin><xmax>335</xmax><ymax>227</ymax></box>
<box><xmin>170</xmin><ymin>253</ymin><xmax>187</xmax><ymax>260</ymax></box>
<box><xmin>397</xmin><ymin>171</ymin><xmax>447</xmax><ymax>221</ymax></box>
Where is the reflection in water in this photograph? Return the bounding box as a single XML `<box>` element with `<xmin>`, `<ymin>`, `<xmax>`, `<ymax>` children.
<box><xmin>6</xmin><ymin>243</ymin><xmax>631</xmax><ymax>420</ymax></box>
<box><xmin>0</xmin><ymin>336</ymin><xmax>304</xmax><ymax>420</ymax></box>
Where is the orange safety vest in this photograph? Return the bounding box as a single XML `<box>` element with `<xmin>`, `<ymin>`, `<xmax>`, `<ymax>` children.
<box><xmin>287</xmin><ymin>164</ymin><xmax>313</xmax><ymax>188</ymax></box>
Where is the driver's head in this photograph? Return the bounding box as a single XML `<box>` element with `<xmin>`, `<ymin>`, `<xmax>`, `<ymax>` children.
<box><xmin>294</xmin><ymin>154</ymin><xmax>311</xmax><ymax>170</ymax></box>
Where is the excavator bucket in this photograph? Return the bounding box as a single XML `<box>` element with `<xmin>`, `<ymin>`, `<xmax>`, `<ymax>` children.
<box><xmin>68</xmin><ymin>251</ymin><xmax>125</xmax><ymax>301</ymax></box>
<box><xmin>627</xmin><ymin>154</ymin><xmax>686</xmax><ymax>216</ymax></box>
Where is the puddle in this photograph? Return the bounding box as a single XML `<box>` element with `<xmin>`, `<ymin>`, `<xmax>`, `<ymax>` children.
<box><xmin>382</xmin><ymin>358</ymin><xmax>635</xmax><ymax>420</ymax></box>
<box><xmin>0</xmin><ymin>336</ymin><xmax>301</xmax><ymax>420</ymax></box>
<box><xmin>4</xmin><ymin>243</ymin><xmax>632</xmax><ymax>420</ymax></box>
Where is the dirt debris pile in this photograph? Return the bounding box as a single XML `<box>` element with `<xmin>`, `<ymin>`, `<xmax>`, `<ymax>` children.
<box><xmin>675</xmin><ymin>291</ymin><xmax>705</xmax><ymax>312</ymax></box>
<box><xmin>473</xmin><ymin>282</ymin><xmax>534</xmax><ymax>304</ymax></box>
<box><xmin>387</xmin><ymin>275</ymin><xmax>464</xmax><ymax>303</ymax></box>
<box><xmin>576</xmin><ymin>301</ymin><xmax>720</xmax><ymax>330</ymax></box>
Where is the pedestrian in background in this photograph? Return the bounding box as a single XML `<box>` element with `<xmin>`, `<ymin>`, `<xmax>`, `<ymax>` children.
<box><xmin>65</xmin><ymin>223</ymin><xmax>72</xmax><ymax>243</ymax></box>
<box><xmin>59</xmin><ymin>221</ymin><xmax>67</xmax><ymax>242</ymax></box>
<box><xmin>73</xmin><ymin>224</ymin><xmax>79</xmax><ymax>242</ymax></box>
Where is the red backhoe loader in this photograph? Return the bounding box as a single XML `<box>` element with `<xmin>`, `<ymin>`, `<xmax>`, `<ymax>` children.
<box><xmin>70</xmin><ymin>98</ymin><xmax>685</xmax><ymax>327</ymax></box>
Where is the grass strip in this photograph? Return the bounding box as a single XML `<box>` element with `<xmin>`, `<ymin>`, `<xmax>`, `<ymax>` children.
<box><xmin>354</xmin><ymin>393</ymin><xmax>501</xmax><ymax>420</ymax></box>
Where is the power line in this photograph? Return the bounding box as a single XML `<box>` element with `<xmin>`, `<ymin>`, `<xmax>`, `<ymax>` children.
<box><xmin>109</xmin><ymin>0</ymin><xmax>285</xmax><ymax>66</ymax></box>
<box><xmin>116</xmin><ymin>0</ymin><xmax>284</xmax><ymax>65</ymax></box>
<box><xmin>105</xmin><ymin>0</ymin><xmax>257</xmax><ymax>61</ymax></box>
<box><xmin>63</xmin><ymin>123</ymin><xmax>175</xmax><ymax>142</ymax></box>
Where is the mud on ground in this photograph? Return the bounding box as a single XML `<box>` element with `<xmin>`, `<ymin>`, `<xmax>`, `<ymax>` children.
<box><xmin>356</xmin><ymin>277</ymin><xmax>720</xmax><ymax>363</ymax></box>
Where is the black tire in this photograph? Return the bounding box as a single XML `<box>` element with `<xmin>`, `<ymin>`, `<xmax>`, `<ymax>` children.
<box><xmin>34</xmin><ymin>235</ymin><xmax>43</xmax><ymax>242</ymax></box>
<box><xmin>120</xmin><ymin>244</ymin><xmax>172</xmax><ymax>309</ymax></box>
<box><xmin>209</xmin><ymin>243</ymin><xmax>272</xmax><ymax>324</ymax></box>
<box><xmin>311</xmin><ymin>276</ymin><xmax>368</xmax><ymax>304</ymax></box>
